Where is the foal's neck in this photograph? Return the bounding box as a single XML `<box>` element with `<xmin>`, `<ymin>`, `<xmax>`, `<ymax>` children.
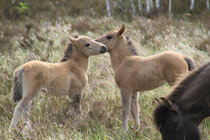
<box><xmin>69</xmin><ymin>48</ymin><xmax>88</xmax><ymax>71</ymax></box>
<box><xmin>110</xmin><ymin>36</ymin><xmax>132</xmax><ymax>71</ymax></box>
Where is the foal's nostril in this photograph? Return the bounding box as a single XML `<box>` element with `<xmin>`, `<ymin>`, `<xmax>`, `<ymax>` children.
<box><xmin>100</xmin><ymin>46</ymin><xmax>107</xmax><ymax>53</ymax></box>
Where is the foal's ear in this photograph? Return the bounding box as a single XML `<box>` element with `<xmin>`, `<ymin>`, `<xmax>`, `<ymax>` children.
<box><xmin>69</xmin><ymin>37</ymin><xmax>78</xmax><ymax>45</ymax></box>
<box><xmin>117</xmin><ymin>25</ymin><xmax>125</xmax><ymax>36</ymax></box>
<box><xmin>160</xmin><ymin>97</ymin><xmax>179</xmax><ymax>112</ymax></box>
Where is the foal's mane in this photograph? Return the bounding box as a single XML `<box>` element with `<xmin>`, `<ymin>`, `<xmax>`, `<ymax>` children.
<box><xmin>125</xmin><ymin>36</ymin><xmax>138</xmax><ymax>56</ymax></box>
<box><xmin>60</xmin><ymin>35</ymin><xmax>79</xmax><ymax>62</ymax></box>
<box><xmin>60</xmin><ymin>43</ymin><xmax>73</xmax><ymax>62</ymax></box>
<box><xmin>168</xmin><ymin>62</ymin><xmax>210</xmax><ymax>102</ymax></box>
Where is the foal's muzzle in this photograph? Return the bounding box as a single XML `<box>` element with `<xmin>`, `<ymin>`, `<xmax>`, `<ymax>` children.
<box><xmin>100</xmin><ymin>46</ymin><xmax>107</xmax><ymax>53</ymax></box>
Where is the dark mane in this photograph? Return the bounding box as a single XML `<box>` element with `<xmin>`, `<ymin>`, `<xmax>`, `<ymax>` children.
<box><xmin>61</xmin><ymin>35</ymin><xmax>78</xmax><ymax>62</ymax></box>
<box><xmin>125</xmin><ymin>36</ymin><xmax>138</xmax><ymax>56</ymax></box>
<box><xmin>60</xmin><ymin>43</ymin><xmax>73</xmax><ymax>62</ymax></box>
<box><xmin>168</xmin><ymin>62</ymin><xmax>210</xmax><ymax>102</ymax></box>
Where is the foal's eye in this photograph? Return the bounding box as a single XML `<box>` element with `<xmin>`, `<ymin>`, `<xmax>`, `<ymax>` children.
<box><xmin>106</xmin><ymin>35</ymin><xmax>112</xmax><ymax>40</ymax></box>
<box><xmin>85</xmin><ymin>43</ymin><xmax>90</xmax><ymax>47</ymax></box>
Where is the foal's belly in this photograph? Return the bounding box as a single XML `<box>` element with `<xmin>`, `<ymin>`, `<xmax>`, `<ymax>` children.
<box><xmin>115</xmin><ymin>58</ymin><xmax>165</xmax><ymax>92</ymax></box>
<box><xmin>43</xmin><ymin>86</ymin><xmax>82</xmax><ymax>96</ymax></box>
<box><xmin>43</xmin><ymin>79</ymin><xmax>85</xmax><ymax>96</ymax></box>
<box><xmin>134</xmin><ymin>79</ymin><xmax>165</xmax><ymax>92</ymax></box>
<box><xmin>116</xmin><ymin>69</ymin><xmax>165</xmax><ymax>92</ymax></box>
<box><xmin>42</xmin><ymin>78</ymin><xmax>71</xmax><ymax>96</ymax></box>
<box><xmin>44</xmin><ymin>85</ymin><xmax>70</xmax><ymax>96</ymax></box>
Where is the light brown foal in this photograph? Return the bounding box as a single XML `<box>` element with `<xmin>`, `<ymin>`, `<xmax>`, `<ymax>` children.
<box><xmin>96</xmin><ymin>25</ymin><xmax>195</xmax><ymax>132</ymax></box>
<box><xmin>9</xmin><ymin>36</ymin><xmax>107</xmax><ymax>131</ymax></box>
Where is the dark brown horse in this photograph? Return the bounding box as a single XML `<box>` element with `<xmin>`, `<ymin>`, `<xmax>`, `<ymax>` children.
<box><xmin>154</xmin><ymin>62</ymin><xmax>210</xmax><ymax>140</ymax></box>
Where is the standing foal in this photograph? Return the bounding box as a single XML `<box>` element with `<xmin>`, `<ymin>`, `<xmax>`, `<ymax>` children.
<box><xmin>9</xmin><ymin>36</ymin><xmax>107</xmax><ymax>131</ymax></box>
<box><xmin>96</xmin><ymin>25</ymin><xmax>195</xmax><ymax>131</ymax></box>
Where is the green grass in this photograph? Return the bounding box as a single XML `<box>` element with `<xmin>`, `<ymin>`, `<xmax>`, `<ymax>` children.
<box><xmin>0</xmin><ymin>16</ymin><xmax>210</xmax><ymax>140</ymax></box>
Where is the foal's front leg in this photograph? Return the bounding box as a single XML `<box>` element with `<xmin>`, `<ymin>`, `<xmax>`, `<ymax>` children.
<box><xmin>69</xmin><ymin>91</ymin><xmax>83</xmax><ymax>114</ymax></box>
<box><xmin>120</xmin><ymin>89</ymin><xmax>132</xmax><ymax>132</ymax></box>
<box><xmin>131</xmin><ymin>92</ymin><xmax>140</xmax><ymax>131</ymax></box>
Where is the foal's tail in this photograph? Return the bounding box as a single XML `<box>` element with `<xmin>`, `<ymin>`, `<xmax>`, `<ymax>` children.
<box><xmin>184</xmin><ymin>57</ymin><xmax>195</xmax><ymax>71</ymax></box>
<box><xmin>12</xmin><ymin>68</ymin><xmax>24</xmax><ymax>102</ymax></box>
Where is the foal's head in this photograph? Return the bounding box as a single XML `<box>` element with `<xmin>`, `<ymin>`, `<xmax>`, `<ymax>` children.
<box><xmin>69</xmin><ymin>36</ymin><xmax>107</xmax><ymax>56</ymax></box>
<box><xmin>95</xmin><ymin>25</ymin><xmax>126</xmax><ymax>52</ymax></box>
<box><xmin>154</xmin><ymin>98</ymin><xmax>200</xmax><ymax>140</ymax></box>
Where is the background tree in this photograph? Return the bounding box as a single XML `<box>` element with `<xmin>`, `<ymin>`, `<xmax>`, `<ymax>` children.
<box><xmin>207</xmin><ymin>0</ymin><xmax>210</xmax><ymax>10</ymax></box>
<box><xmin>189</xmin><ymin>0</ymin><xmax>195</xmax><ymax>11</ymax></box>
<box><xmin>150</xmin><ymin>0</ymin><xmax>154</xmax><ymax>9</ymax></box>
<box><xmin>168</xmin><ymin>0</ymin><xmax>172</xmax><ymax>18</ymax></box>
<box><xmin>138</xmin><ymin>0</ymin><xmax>142</xmax><ymax>13</ymax></box>
<box><xmin>106</xmin><ymin>0</ymin><xmax>111</xmax><ymax>17</ymax></box>
<box><xmin>146</xmin><ymin>0</ymin><xmax>151</xmax><ymax>13</ymax></box>
<box><xmin>131</xmin><ymin>0</ymin><xmax>136</xmax><ymax>15</ymax></box>
<box><xmin>156</xmin><ymin>0</ymin><xmax>160</xmax><ymax>9</ymax></box>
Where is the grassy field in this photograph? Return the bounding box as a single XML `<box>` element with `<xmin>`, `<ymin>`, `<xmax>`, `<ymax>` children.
<box><xmin>0</xmin><ymin>16</ymin><xmax>210</xmax><ymax>140</ymax></box>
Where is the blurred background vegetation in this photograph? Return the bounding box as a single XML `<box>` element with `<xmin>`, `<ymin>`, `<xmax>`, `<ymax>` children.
<box><xmin>0</xmin><ymin>0</ymin><xmax>210</xmax><ymax>21</ymax></box>
<box><xmin>1</xmin><ymin>0</ymin><xmax>209</xmax><ymax>53</ymax></box>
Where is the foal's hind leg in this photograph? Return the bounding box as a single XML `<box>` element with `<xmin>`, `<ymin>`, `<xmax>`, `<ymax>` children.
<box><xmin>9</xmin><ymin>96</ymin><xmax>32</xmax><ymax>131</ymax></box>
<box><xmin>9</xmin><ymin>81</ymin><xmax>40</xmax><ymax>131</ymax></box>
<box><xmin>120</xmin><ymin>89</ymin><xmax>132</xmax><ymax>132</ymax></box>
<box><xmin>131</xmin><ymin>92</ymin><xmax>140</xmax><ymax>130</ymax></box>
<box><xmin>22</xmin><ymin>98</ymin><xmax>32</xmax><ymax>131</ymax></box>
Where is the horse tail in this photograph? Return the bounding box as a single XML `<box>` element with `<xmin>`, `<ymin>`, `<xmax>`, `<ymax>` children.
<box><xmin>184</xmin><ymin>57</ymin><xmax>195</xmax><ymax>71</ymax></box>
<box><xmin>12</xmin><ymin>68</ymin><xmax>24</xmax><ymax>102</ymax></box>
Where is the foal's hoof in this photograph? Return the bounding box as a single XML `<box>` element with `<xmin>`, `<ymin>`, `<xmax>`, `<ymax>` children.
<box><xmin>8</xmin><ymin>125</ymin><xmax>16</xmax><ymax>133</ymax></box>
<box><xmin>134</xmin><ymin>130</ymin><xmax>141</xmax><ymax>136</ymax></box>
<box><xmin>22</xmin><ymin>127</ymin><xmax>33</xmax><ymax>138</ymax></box>
<box><xmin>8</xmin><ymin>127</ymin><xmax>13</xmax><ymax>133</ymax></box>
<box><xmin>131</xmin><ymin>126</ymin><xmax>140</xmax><ymax>134</ymax></box>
